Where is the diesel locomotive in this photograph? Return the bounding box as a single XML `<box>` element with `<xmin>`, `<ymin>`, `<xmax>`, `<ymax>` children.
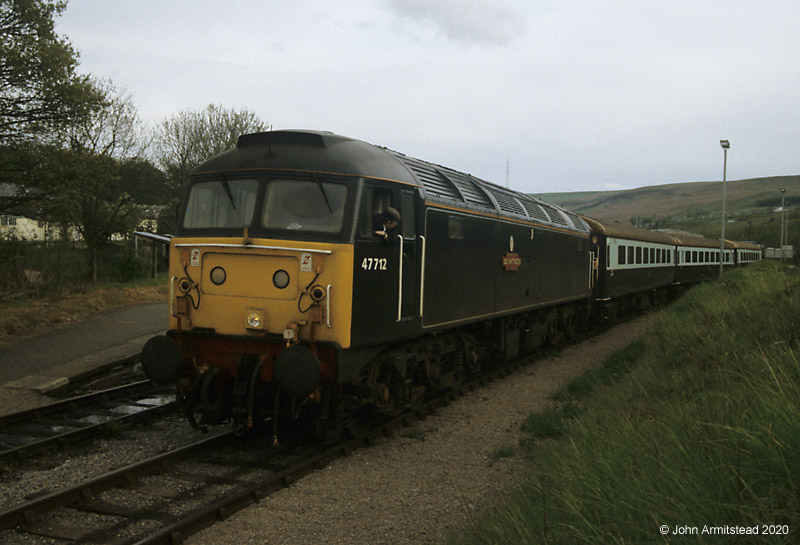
<box><xmin>140</xmin><ymin>130</ymin><xmax>761</xmax><ymax>438</ymax></box>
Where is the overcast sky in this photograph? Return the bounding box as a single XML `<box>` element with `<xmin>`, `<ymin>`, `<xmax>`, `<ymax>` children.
<box><xmin>56</xmin><ymin>0</ymin><xmax>800</xmax><ymax>194</ymax></box>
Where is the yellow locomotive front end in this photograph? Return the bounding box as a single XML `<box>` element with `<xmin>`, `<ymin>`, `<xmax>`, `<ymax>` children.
<box><xmin>168</xmin><ymin>238</ymin><xmax>353</xmax><ymax>347</ymax></box>
<box><xmin>140</xmin><ymin>136</ymin><xmax>365</xmax><ymax>436</ymax></box>
<box><xmin>157</xmin><ymin>236</ymin><xmax>354</xmax><ymax>435</ymax></box>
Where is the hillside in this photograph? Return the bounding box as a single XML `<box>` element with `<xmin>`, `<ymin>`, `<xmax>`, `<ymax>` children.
<box><xmin>536</xmin><ymin>175</ymin><xmax>800</xmax><ymax>227</ymax></box>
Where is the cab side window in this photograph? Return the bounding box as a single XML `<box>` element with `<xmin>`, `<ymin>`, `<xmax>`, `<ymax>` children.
<box><xmin>400</xmin><ymin>190</ymin><xmax>416</xmax><ymax>239</ymax></box>
<box><xmin>358</xmin><ymin>186</ymin><xmax>394</xmax><ymax>238</ymax></box>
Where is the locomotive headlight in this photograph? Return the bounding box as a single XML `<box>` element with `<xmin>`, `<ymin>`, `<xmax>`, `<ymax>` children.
<box><xmin>210</xmin><ymin>266</ymin><xmax>226</xmax><ymax>285</ymax></box>
<box><xmin>245</xmin><ymin>310</ymin><xmax>265</xmax><ymax>329</ymax></box>
<box><xmin>273</xmin><ymin>269</ymin><xmax>290</xmax><ymax>289</ymax></box>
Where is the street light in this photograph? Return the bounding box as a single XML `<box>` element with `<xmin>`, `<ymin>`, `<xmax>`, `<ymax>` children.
<box><xmin>780</xmin><ymin>188</ymin><xmax>785</xmax><ymax>261</ymax></box>
<box><xmin>719</xmin><ymin>140</ymin><xmax>730</xmax><ymax>277</ymax></box>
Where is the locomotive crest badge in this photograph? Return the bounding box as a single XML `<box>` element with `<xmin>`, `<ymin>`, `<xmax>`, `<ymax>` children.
<box><xmin>502</xmin><ymin>235</ymin><xmax>521</xmax><ymax>271</ymax></box>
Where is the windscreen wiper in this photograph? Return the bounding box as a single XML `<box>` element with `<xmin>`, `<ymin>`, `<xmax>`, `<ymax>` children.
<box><xmin>313</xmin><ymin>173</ymin><xmax>333</xmax><ymax>214</ymax></box>
<box><xmin>219</xmin><ymin>175</ymin><xmax>236</xmax><ymax>209</ymax></box>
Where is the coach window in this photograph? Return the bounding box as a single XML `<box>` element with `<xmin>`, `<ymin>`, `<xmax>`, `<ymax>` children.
<box><xmin>618</xmin><ymin>245</ymin><xmax>626</xmax><ymax>265</ymax></box>
<box><xmin>627</xmin><ymin>246</ymin><xmax>634</xmax><ymax>265</ymax></box>
<box><xmin>635</xmin><ymin>246</ymin><xmax>642</xmax><ymax>264</ymax></box>
<box><xmin>643</xmin><ymin>247</ymin><xmax>649</xmax><ymax>264</ymax></box>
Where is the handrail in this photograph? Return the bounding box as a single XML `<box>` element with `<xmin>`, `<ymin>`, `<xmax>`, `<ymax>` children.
<box><xmin>397</xmin><ymin>236</ymin><xmax>404</xmax><ymax>322</ymax></box>
<box><xmin>418</xmin><ymin>235</ymin><xmax>426</xmax><ymax>317</ymax></box>
<box><xmin>326</xmin><ymin>284</ymin><xmax>332</xmax><ymax>328</ymax></box>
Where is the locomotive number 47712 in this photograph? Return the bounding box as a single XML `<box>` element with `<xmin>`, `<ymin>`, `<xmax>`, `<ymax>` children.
<box><xmin>361</xmin><ymin>257</ymin><xmax>388</xmax><ymax>271</ymax></box>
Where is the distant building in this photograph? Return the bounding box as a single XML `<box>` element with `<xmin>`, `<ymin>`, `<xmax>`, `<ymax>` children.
<box><xmin>1</xmin><ymin>183</ymin><xmax>162</xmax><ymax>242</ymax></box>
<box><xmin>764</xmin><ymin>246</ymin><xmax>794</xmax><ymax>260</ymax></box>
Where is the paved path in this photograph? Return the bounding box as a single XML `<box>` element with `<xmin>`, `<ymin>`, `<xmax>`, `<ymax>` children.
<box><xmin>0</xmin><ymin>302</ymin><xmax>168</xmax><ymax>391</ymax></box>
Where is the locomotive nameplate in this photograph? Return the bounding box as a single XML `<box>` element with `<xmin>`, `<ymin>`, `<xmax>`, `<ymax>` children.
<box><xmin>502</xmin><ymin>252</ymin><xmax>521</xmax><ymax>271</ymax></box>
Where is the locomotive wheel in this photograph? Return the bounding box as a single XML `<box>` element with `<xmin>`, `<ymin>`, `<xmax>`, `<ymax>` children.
<box><xmin>344</xmin><ymin>406</ymin><xmax>379</xmax><ymax>439</ymax></box>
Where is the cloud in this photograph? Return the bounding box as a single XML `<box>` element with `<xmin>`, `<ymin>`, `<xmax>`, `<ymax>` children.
<box><xmin>383</xmin><ymin>0</ymin><xmax>525</xmax><ymax>46</ymax></box>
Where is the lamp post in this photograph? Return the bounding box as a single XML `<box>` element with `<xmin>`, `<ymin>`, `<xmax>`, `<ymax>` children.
<box><xmin>719</xmin><ymin>140</ymin><xmax>730</xmax><ymax>277</ymax></box>
<box><xmin>780</xmin><ymin>188</ymin><xmax>785</xmax><ymax>261</ymax></box>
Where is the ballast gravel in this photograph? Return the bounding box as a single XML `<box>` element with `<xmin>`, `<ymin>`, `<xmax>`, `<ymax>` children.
<box><xmin>0</xmin><ymin>316</ymin><xmax>647</xmax><ymax>545</ymax></box>
<box><xmin>188</xmin><ymin>317</ymin><xmax>648</xmax><ymax>545</ymax></box>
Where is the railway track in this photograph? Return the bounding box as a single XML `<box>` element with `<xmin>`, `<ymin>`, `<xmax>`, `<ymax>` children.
<box><xmin>0</xmin><ymin>353</ymin><xmax>528</xmax><ymax>545</ymax></box>
<box><xmin>0</xmin><ymin>381</ymin><xmax>174</xmax><ymax>464</ymax></box>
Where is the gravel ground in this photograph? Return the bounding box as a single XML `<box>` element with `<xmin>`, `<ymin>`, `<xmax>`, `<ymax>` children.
<box><xmin>0</xmin><ymin>316</ymin><xmax>647</xmax><ymax>544</ymax></box>
<box><xmin>0</xmin><ymin>414</ymin><xmax>210</xmax><ymax>510</ymax></box>
<box><xmin>188</xmin><ymin>316</ymin><xmax>649</xmax><ymax>545</ymax></box>
<box><xmin>0</xmin><ymin>388</ymin><xmax>52</xmax><ymax>417</ymax></box>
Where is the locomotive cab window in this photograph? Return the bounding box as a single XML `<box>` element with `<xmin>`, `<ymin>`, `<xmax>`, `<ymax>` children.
<box><xmin>183</xmin><ymin>178</ymin><xmax>258</xmax><ymax>229</ymax></box>
<box><xmin>400</xmin><ymin>190</ymin><xmax>416</xmax><ymax>239</ymax></box>
<box><xmin>262</xmin><ymin>178</ymin><xmax>348</xmax><ymax>233</ymax></box>
<box><xmin>358</xmin><ymin>185</ymin><xmax>394</xmax><ymax>238</ymax></box>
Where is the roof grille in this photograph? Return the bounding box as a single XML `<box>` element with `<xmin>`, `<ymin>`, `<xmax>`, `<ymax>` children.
<box><xmin>444</xmin><ymin>171</ymin><xmax>494</xmax><ymax>208</ymax></box>
<box><xmin>485</xmin><ymin>187</ymin><xmax>526</xmax><ymax>216</ymax></box>
<box><xmin>540</xmin><ymin>204</ymin><xmax>568</xmax><ymax>226</ymax></box>
<box><xmin>392</xmin><ymin>154</ymin><xmax>463</xmax><ymax>201</ymax></box>
<box><xmin>520</xmin><ymin>199</ymin><xmax>551</xmax><ymax>223</ymax></box>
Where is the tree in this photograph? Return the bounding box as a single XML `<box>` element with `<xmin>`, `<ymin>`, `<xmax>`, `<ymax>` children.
<box><xmin>152</xmin><ymin>104</ymin><xmax>269</xmax><ymax>231</ymax></box>
<box><xmin>0</xmin><ymin>0</ymin><xmax>100</xmax><ymax>146</ymax></box>
<box><xmin>26</xmin><ymin>79</ymin><xmax>145</xmax><ymax>282</ymax></box>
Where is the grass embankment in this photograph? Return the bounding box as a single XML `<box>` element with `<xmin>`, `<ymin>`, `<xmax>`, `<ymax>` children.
<box><xmin>0</xmin><ymin>274</ymin><xmax>168</xmax><ymax>347</ymax></box>
<box><xmin>452</xmin><ymin>262</ymin><xmax>800</xmax><ymax>544</ymax></box>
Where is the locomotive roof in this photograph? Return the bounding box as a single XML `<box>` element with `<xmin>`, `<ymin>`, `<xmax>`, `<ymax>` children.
<box><xmin>192</xmin><ymin>130</ymin><xmax>589</xmax><ymax>235</ymax></box>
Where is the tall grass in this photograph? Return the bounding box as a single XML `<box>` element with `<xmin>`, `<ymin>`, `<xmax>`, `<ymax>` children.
<box><xmin>450</xmin><ymin>262</ymin><xmax>800</xmax><ymax>544</ymax></box>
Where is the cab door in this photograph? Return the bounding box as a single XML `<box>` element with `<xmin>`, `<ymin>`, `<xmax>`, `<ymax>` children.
<box><xmin>351</xmin><ymin>183</ymin><xmax>421</xmax><ymax>346</ymax></box>
<box><xmin>398</xmin><ymin>189</ymin><xmax>418</xmax><ymax>320</ymax></box>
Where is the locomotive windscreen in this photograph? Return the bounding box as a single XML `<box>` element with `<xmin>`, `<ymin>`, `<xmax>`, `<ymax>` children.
<box><xmin>182</xmin><ymin>178</ymin><xmax>258</xmax><ymax>229</ymax></box>
<box><xmin>179</xmin><ymin>175</ymin><xmax>353</xmax><ymax>238</ymax></box>
<box><xmin>262</xmin><ymin>178</ymin><xmax>348</xmax><ymax>233</ymax></box>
